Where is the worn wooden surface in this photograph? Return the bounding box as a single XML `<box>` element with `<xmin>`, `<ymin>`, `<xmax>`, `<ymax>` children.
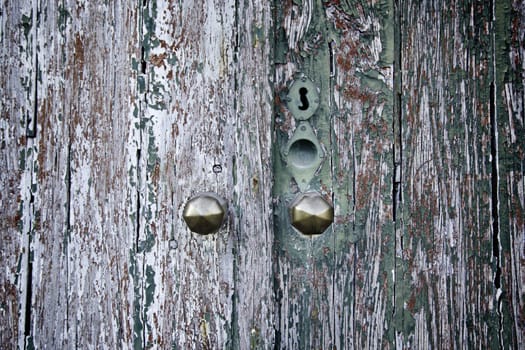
<box><xmin>494</xmin><ymin>0</ymin><xmax>525</xmax><ymax>346</ymax></box>
<box><xmin>0</xmin><ymin>0</ymin><xmax>523</xmax><ymax>349</ymax></box>
<box><xmin>136</xmin><ymin>0</ymin><xmax>273</xmax><ymax>348</ymax></box>
<box><xmin>2</xmin><ymin>1</ymin><xmax>140</xmax><ymax>347</ymax></box>
<box><xmin>397</xmin><ymin>0</ymin><xmax>524</xmax><ymax>348</ymax></box>
<box><xmin>0</xmin><ymin>1</ymin><xmax>31</xmax><ymax>346</ymax></box>
<box><xmin>272</xmin><ymin>0</ymin><xmax>394</xmax><ymax>348</ymax></box>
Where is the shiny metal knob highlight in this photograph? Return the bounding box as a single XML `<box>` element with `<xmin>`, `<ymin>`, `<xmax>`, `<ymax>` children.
<box><xmin>289</xmin><ymin>192</ymin><xmax>334</xmax><ymax>235</ymax></box>
<box><xmin>183</xmin><ymin>192</ymin><xmax>227</xmax><ymax>234</ymax></box>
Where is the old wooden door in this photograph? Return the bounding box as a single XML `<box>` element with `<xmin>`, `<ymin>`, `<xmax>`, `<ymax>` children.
<box><xmin>1</xmin><ymin>0</ymin><xmax>523</xmax><ymax>348</ymax></box>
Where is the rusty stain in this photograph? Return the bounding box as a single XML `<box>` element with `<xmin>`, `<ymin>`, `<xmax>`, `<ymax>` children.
<box><xmin>74</xmin><ymin>33</ymin><xmax>85</xmax><ymax>67</ymax></box>
<box><xmin>150</xmin><ymin>53</ymin><xmax>167</xmax><ymax>67</ymax></box>
<box><xmin>151</xmin><ymin>162</ymin><xmax>160</xmax><ymax>183</ymax></box>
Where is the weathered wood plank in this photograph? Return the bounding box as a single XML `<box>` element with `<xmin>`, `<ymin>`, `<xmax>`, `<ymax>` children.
<box><xmin>62</xmin><ymin>2</ymin><xmax>139</xmax><ymax>347</ymax></box>
<box><xmin>329</xmin><ymin>1</ymin><xmax>395</xmax><ymax>348</ymax></box>
<box><xmin>0</xmin><ymin>1</ymin><xmax>34</xmax><ymax>347</ymax></box>
<box><xmin>136</xmin><ymin>1</ymin><xmax>237</xmax><ymax>347</ymax></box>
<box><xmin>399</xmin><ymin>0</ymin><xmax>494</xmax><ymax>347</ymax></box>
<box><xmin>17</xmin><ymin>1</ymin><xmax>140</xmax><ymax>348</ymax></box>
<box><xmin>273</xmin><ymin>0</ymin><xmax>394</xmax><ymax>348</ymax></box>
<box><xmin>272</xmin><ymin>1</ymin><xmax>339</xmax><ymax>346</ymax></box>
<box><xmin>136</xmin><ymin>1</ymin><xmax>274</xmax><ymax>348</ymax></box>
<box><xmin>27</xmin><ymin>1</ymin><xmax>70</xmax><ymax>346</ymax></box>
<box><xmin>397</xmin><ymin>0</ymin><xmax>523</xmax><ymax>348</ymax></box>
<box><xmin>494</xmin><ymin>0</ymin><xmax>525</xmax><ymax>346</ymax></box>
<box><xmin>232</xmin><ymin>0</ymin><xmax>275</xmax><ymax>347</ymax></box>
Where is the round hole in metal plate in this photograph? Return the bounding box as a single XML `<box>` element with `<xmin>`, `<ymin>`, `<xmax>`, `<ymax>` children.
<box><xmin>288</xmin><ymin>139</ymin><xmax>318</xmax><ymax>168</ymax></box>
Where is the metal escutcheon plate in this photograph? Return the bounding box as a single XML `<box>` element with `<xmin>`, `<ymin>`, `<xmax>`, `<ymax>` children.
<box><xmin>286</xmin><ymin>76</ymin><xmax>320</xmax><ymax>120</ymax></box>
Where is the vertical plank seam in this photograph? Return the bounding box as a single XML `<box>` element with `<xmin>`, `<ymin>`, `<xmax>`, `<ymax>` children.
<box><xmin>134</xmin><ymin>0</ymin><xmax>147</xmax><ymax>348</ymax></box>
<box><xmin>328</xmin><ymin>37</ymin><xmax>337</xmax><ymax>347</ymax></box>
<box><xmin>392</xmin><ymin>1</ymin><xmax>403</xmax><ymax>346</ymax></box>
<box><xmin>25</xmin><ymin>0</ymin><xmax>38</xmax><ymax>139</ymax></box>
<box><xmin>230</xmin><ymin>0</ymin><xmax>241</xmax><ymax>347</ymax></box>
<box><xmin>58</xmin><ymin>0</ymin><xmax>71</xmax><ymax>346</ymax></box>
<box><xmin>490</xmin><ymin>0</ymin><xmax>504</xmax><ymax>347</ymax></box>
<box><xmin>270</xmin><ymin>3</ymin><xmax>283</xmax><ymax>348</ymax></box>
<box><xmin>23</xmin><ymin>1</ymin><xmax>39</xmax><ymax>346</ymax></box>
<box><xmin>65</xmin><ymin>135</ymin><xmax>72</xmax><ymax>346</ymax></box>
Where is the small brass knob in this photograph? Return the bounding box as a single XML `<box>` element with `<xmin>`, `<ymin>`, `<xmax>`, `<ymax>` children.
<box><xmin>289</xmin><ymin>192</ymin><xmax>334</xmax><ymax>235</ymax></box>
<box><xmin>183</xmin><ymin>192</ymin><xmax>227</xmax><ymax>234</ymax></box>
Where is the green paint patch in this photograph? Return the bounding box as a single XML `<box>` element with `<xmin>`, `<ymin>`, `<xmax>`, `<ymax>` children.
<box><xmin>144</xmin><ymin>265</ymin><xmax>156</xmax><ymax>348</ymax></box>
<box><xmin>146</xmin><ymin>127</ymin><xmax>159</xmax><ymax>171</ymax></box>
<box><xmin>142</xmin><ymin>1</ymin><xmax>158</xmax><ymax>40</ymax></box>
<box><xmin>137</xmin><ymin>76</ymin><xmax>146</xmax><ymax>94</ymax></box>
<box><xmin>19</xmin><ymin>149</ymin><xmax>26</xmax><ymax>170</ymax></box>
<box><xmin>57</xmin><ymin>5</ymin><xmax>70</xmax><ymax>33</ymax></box>
<box><xmin>148</xmin><ymin>81</ymin><xmax>168</xmax><ymax>110</ymax></box>
<box><xmin>167</xmin><ymin>53</ymin><xmax>178</xmax><ymax>66</ymax></box>
<box><xmin>132</xmin><ymin>57</ymin><xmax>139</xmax><ymax>72</ymax></box>
<box><xmin>377</xmin><ymin>0</ymin><xmax>395</xmax><ymax>66</ymax></box>
<box><xmin>129</xmin><ymin>249</ymin><xmax>144</xmax><ymax>349</ymax></box>
<box><xmin>25</xmin><ymin>336</ymin><xmax>35</xmax><ymax>350</ymax></box>
<box><xmin>251</xmin><ymin>24</ymin><xmax>265</xmax><ymax>48</ymax></box>
<box><xmin>21</xmin><ymin>13</ymin><xmax>32</xmax><ymax>40</ymax></box>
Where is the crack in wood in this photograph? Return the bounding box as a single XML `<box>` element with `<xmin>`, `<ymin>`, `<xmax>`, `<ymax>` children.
<box><xmin>328</xmin><ymin>40</ymin><xmax>335</xmax><ymax>78</ymax></box>
<box><xmin>26</xmin><ymin>6</ymin><xmax>38</xmax><ymax>138</ymax></box>
<box><xmin>23</xmin><ymin>221</ymin><xmax>33</xmax><ymax>343</ymax></box>
<box><xmin>229</xmin><ymin>1</ymin><xmax>241</xmax><ymax>347</ymax></box>
<box><xmin>141</xmin><ymin>46</ymin><xmax>147</xmax><ymax>75</ymax></box>
<box><xmin>490</xmin><ymin>78</ymin><xmax>504</xmax><ymax>348</ymax></box>
<box><xmin>64</xmin><ymin>139</ymin><xmax>72</xmax><ymax>341</ymax></box>
<box><xmin>392</xmin><ymin>0</ymin><xmax>403</xmax><ymax>336</ymax></box>
<box><xmin>26</xmin><ymin>58</ymin><xmax>38</xmax><ymax>138</ymax></box>
<box><xmin>135</xmin><ymin>149</ymin><xmax>141</xmax><ymax>252</ymax></box>
<box><xmin>490</xmin><ymin>0</ymin><xmax>504</xmax><ymax>344</ymax></box>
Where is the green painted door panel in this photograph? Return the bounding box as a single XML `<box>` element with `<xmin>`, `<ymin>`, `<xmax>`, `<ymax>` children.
<box><xmin>272</xmin><ymin>1</ymin><xmax>395</xmax><ymax>348</ymax></box>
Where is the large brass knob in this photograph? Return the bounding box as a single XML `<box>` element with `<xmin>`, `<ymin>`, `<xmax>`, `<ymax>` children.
<box><xmin>182</xmin><ymin>192</ymin><xmax>227</xmax><ymax>234</ymax></box>
<box><xmin>289</xmin><ymin>192</ymin><xmax>334</xmax><ymax>235</ymax></box>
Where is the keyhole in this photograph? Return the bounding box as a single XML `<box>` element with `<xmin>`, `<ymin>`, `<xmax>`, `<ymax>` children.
<box><xmin>298</xmin><ymin>87</ymin><xmax>309</xmax><ymax>111</ymax></box>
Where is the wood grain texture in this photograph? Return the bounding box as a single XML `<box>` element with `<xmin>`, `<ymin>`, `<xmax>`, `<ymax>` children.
<box><xmin>398</xmin><ymin>0</ymin><xmax>495</xmax><ymax>347</ymax></box>
<box><xmin>1</xmin><ymin>0</ymin><xmax>522</xmax><ymax>349</ymax></box>
<box><xmin>232</xmin><ymin>0</ymin><xmax>275</xmax><ymax>347</ymax></box>
<box><xmin>495</xmin><ymin>0</ymin><xmax>525</xmax><ymax>346</ymax></box>
<box><xmin>273</xmin><ymin>0</ymin><xmax>394</xmax><ymax>348</ymax></box>
<box><xmin>137</xmin><ymin>0</ymin><xmax>273</xmax><ymax>348</ymax></box>
<box><xmin>329</xmin><ymin>1</ymin><xmax>395</xmax><ymax>348</ymax></box>
<box><xmin>1</xmin><ymin>1</ymin><xmax>140</xmax><ymax>348</ymax></box>
<box><xmin>57</xmin><ymin>2</ymin><xmax>139</xmax><ymax>347</ymax></box>
<box><xmin>135</xmin><ymin>1</ymin><xmax>237</xmax><ymax>347</ymax></box>
<box><xmin>398</xmin><ymin>0</ymin><xmax>523</xmax><ymax>348</ymax></box>
<box><xmin>0</xmin><ymin>1</ymin><xmax>33</xmax><ymax>347</ymax></box>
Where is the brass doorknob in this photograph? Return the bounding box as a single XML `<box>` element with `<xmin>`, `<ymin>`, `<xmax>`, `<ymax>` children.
<box><xmin>183</xmin><ymin>192</ymin><xmax>227</xmax><ymax>234</ymax></box>
<box><xmin>289</xmin><ymin>192</ymin><xmax>334</xmax><ymax>235</ymax></box>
